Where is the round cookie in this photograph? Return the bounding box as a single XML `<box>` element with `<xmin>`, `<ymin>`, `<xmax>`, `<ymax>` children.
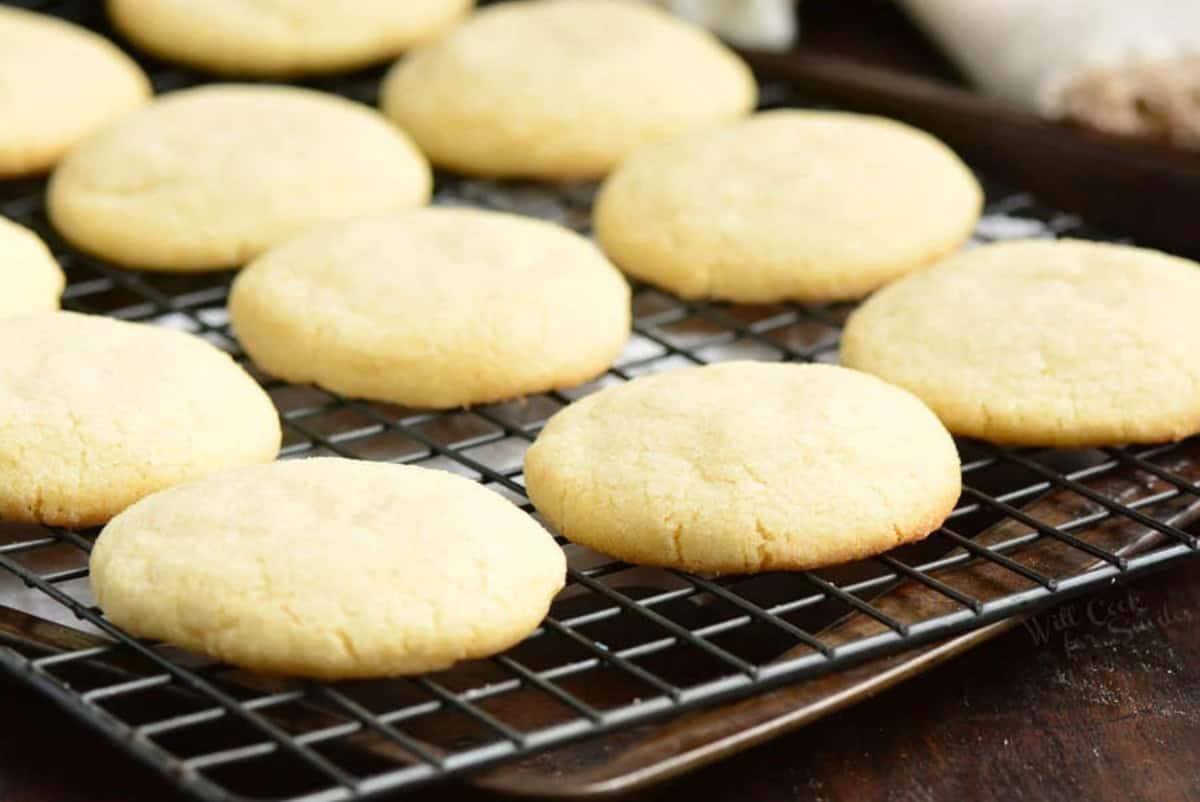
<box><xmin>0</xmin><ymin>217</ymin><xmax>65</xmax><ymax>318</ymax></box>
<box><xmin>108</xmin><ymin>0</ymin><xmax>472</xmax><ymax>77</ymax></box>
<box><xmin>381</xmin><ymin>0</ymin><xmax>757</xmax><ymax>180</ymax></box>
<box><xmin>91</xmin><ymin>458</ymin><xmax>567</xmax><ymax>678</ymax></box>
<box><xmin>0</xmin><ymin>312</ymin><xmax>281</xmax><ymax>527</ymax></box>
<box><xmin>48</xmin><ymin>84</ymin><xmax>432</xmax><ymax>272</ymax></box>
<box><xmin>594</xmin><ymin>110</ymin><xmax>983</xmax><ymax>303</ymax></box>
<box><xmin>229</xmin><ymin>207</ymin><xmax>631</xmax><ymax>409</ymax></box>
<box><xmin>524</xmin><ymin>362</ymin><xmax>961</xmax><ymax>575</ymax></box>
<box><xmin>841</xmin><ymin>239</ymin><xmax>1200</xmax><ymax>447</ymax></box>
<box><xmin>0</xmin><ymin>7</ymin><xmax>150</xmax><ymax>177</ymax></box>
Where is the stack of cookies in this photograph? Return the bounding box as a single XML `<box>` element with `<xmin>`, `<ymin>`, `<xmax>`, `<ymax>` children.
<box><xmin>3</xmin><ymin>0</ymin><xmax>1199</xmax><ymax>680</ymax></box>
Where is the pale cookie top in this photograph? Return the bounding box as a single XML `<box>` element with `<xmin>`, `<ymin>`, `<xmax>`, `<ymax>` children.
<box><xmin>0</xmin><ymin>312</ymin><xmax>281</xmax><ymax>527</ymax></box>
<box><xmin>108</xmin><ymin>0</ymin><xmax>473</xmax><ymax>77</ymax></box>
<box><xmin>48</xmin><ymin>84</ymin><xmax>432</xmax><ymax>271</ymax></box>
<box><xmin>229</xmin><ymin>208</ymin><xmax>631</xmax><ymax>409</ymax></box>
<box><xmin>381</xmin><ymin>0</ymin><xmax>757</xmax><ymax>180</ymax></box>
<box><xmin>91</xmin><ymin>458</ymin><xmax>567</xmax><ymax>678</ymax></box>
<box><xmin>0</xmin><ymin>217</ymin><xmax>65</xmax><ymax>318</ymax></box>
<box><xmin>0</xmin><ymin>7</ymin><xmax>150</xmax><ymax>177</ymax></box>
<box><xmin>594</xmin><ymin>110</ymin><xmax>983</xmax><ymax>303</ymax></box>
<box><xmin>524</xmin><ymin>362</ymin><xmax>961</xmax><ymax>575</ymax></box>
<box><xmin>840</xmin><ymin>239</ymin><xmax>1200</xmax><ymax>447</ymax></box>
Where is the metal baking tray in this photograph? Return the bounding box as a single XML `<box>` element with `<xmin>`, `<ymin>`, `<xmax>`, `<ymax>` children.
<box><xmin>2</xmin><ymin>2</ymin><xmax>1200</xmax><ymax>800</ymax></box>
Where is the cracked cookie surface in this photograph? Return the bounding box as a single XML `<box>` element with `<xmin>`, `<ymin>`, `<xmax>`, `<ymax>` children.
<box><xmin>381</xmin><ymin>0</ymin><xmax>756</xmax><ymax>180</ymax></box>
<box><xmin>840</xmin><ymin>239</ymin><xmax>1200</xmax><ymax>446</ymax></box>
<box><xmin>48</xmin><ymin>84</ymin><xmax>431</xmax><ymax>272</ymax></box>
<box><xmin>0</xmin><ymin>312</ymin><xmax>280</xmax><ymax>526</ymax></box>
<box><xmin>593</xmin><ymin>110</ymin><xmax>982</xmax><ymax>303</ymax></box>
<box><xmin>229</xmin><ymin>207</ymin><xmax>630</xmax><ymax>408</ymax></box>
<box><xmin>524</xmin><ymin>362</ymin><xmax>960</xmax><ymax>575</ymax></box>
<box><xmin>90</xmin><ymin>458</ymin><xmax>566</xmax><ymax>678</ymax></box>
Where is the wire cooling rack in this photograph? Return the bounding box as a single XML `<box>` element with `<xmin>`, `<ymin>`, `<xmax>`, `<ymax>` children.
<box><xmin>4</xmin><ymin>1</ymin><xmax>1200</xmax><ymax>801</ymax></box>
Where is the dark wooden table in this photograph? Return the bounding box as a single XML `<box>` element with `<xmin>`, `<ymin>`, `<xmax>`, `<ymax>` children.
<box><xmin>6</xmin><ymin>4</ymin><xmax>1199</xmax><ymax>801</ymax></box>
<box><xmin>6</xmin><ymin>557</ymin><xmax>1200</xmax><ymax>802</ymax></box>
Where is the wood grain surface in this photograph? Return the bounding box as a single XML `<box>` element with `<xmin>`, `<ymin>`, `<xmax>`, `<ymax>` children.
<box><xmin>5</xmin><ymin>555</ymin><xmax>1200</xmax><ymax>802</ymax></box>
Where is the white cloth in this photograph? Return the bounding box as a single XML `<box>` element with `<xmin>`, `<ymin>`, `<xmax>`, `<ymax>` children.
<box><xmin>654</xmin><ymin>0</ymin><xmax>797</xmax><ymax>51</ymax></box>
<box><xmin>898</xmin><ymin>0</ymin><xmax>1200</xmax><ymax>113</ymax></box>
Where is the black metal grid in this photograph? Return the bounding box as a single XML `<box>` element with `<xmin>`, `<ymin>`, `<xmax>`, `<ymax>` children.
<box><xmin>4</xmin><ymin>1</ymin><xmax>1200</xmax><ymax>800</ymax></box>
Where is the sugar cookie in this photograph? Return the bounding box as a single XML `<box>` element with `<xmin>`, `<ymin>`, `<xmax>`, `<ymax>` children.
<box><xmin>0</xmin><ymin>312</ymin><xmax>280</xmax><ymax>526</ymax></box>
<box><xmin>108</xmin><ymin>0</ymin><xmax>472</xmax><ymax>77</ymax></box>
<box><xmin>91</xmin><ymin>458</ymin><xmax>566</xmax><ymax>678</ymax></box>
<box><xmin>524</xmin><ymin>362</ymin><xmax>961</xmax><ymax>574</ymax></box>
<box><xmin>230</xmin><ymin>208</ymin><xmax>630</xmax><ymax>408</ymax></box>
<box><xmin>0</xmin><ymin>217</ymin><xmax>64</xmax><ymax>318</ymax></box>
<box><xmin>0</xmin><ymin>7</ymin><xmax>150</xmax><ymax>177</ymax></box>
<box><xmin>381</xmin><ymin>0</ymin><xmax>756</xmax><ymax>180</ymax></box>
<box><xmin>594</xmin><ymin>110</ymin><xmax>983</xmax><ymax>302</ymax></box>
<box><xmin>841</xmin><ymin>238</ymin><xmax>1200</xmax><ymax>446</ymax></box>
<box><xmin>48</xmin><ymin>84</ymin><xmax>431</xmax><ymax>271</ymax></box>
